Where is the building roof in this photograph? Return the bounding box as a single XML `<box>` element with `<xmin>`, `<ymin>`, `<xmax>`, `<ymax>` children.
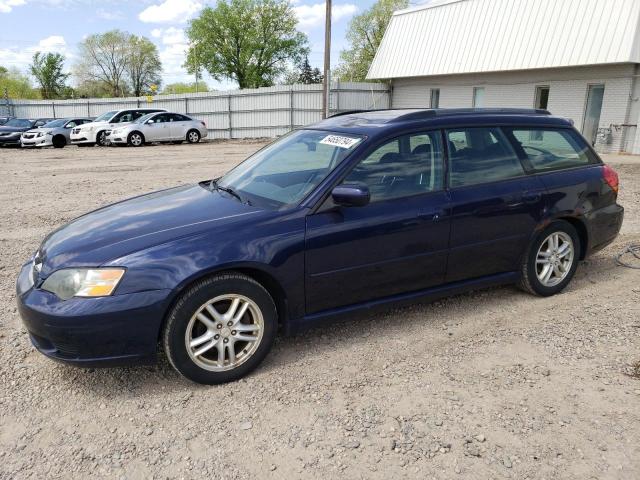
<box><xmin>367</xmin><ymin>0</ymin><xmax>640</xmax><ymax>80</ymax></box>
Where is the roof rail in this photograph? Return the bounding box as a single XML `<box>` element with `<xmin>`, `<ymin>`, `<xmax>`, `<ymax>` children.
<box><xmin>393</xmin><ymin>108</ymin><xmax>551</xmax><ymax>122</ymax></box>
<box><xmin>329</xmin><ymin>109</ymin><xmax>379</xmax><ymax>118</ymax></box>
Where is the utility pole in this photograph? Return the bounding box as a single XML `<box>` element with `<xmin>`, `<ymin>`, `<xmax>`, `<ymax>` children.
<box><xmin>322</xmin><ymin>0</ymin><xmax>332</xmax><ymax>119</ymax></box>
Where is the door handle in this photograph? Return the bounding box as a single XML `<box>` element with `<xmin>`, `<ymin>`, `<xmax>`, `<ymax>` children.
<box><xmin>522</xmin><ymin>193</ymin><xmax>542</xmax><ymax>203</ymax></box>
<box><xmin>419</xmin><ymin>210</ymin><xmax>445</xmax><ymax>222</ymax></box>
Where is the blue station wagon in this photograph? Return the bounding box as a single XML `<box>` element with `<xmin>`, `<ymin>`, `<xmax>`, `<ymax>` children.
<box><xmin>16</xmin><ymin>109</ymin><xmax>624</xmax><ymax>384</ymax></box>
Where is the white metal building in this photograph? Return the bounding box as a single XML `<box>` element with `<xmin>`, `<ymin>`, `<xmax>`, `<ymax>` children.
<box><xmin>367</xmin><ymin>0</ymin><xmax>640</xmax><ymax>154</ymax></box>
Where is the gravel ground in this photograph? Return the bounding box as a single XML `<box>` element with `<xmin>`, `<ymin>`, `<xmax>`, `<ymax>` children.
<box><xmin>1</xmin><ymin>142</ymin><xmax>639</xmax><ymax>480</ymax></box>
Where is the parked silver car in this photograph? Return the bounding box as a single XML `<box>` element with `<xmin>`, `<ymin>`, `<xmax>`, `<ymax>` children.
<box><xmin>21</xmin><ymin>118</ymin><xmax>94</xmax><ymax>148</ymax></box>
<box><xmin>107</xmin><ymin>112</ymin><xmax>208</xmax><ymax>147</ymax></box>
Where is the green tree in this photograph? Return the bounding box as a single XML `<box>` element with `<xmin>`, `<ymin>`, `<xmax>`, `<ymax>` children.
<box><xmin>186</xmin><ymin>0</ymin><xmax>309</xmax><ymax>88</ymax></box>
<box><xmin>297</xmin><ymin>56</ymin><xmax>323</xmax><ymax>84</ymax></box>
<box><xmin>29</xmin><ymin>52</ymin><xmax>69</xmax><ymax>99</ymax></box>
<box><xmin>75</xmin><ymin>30</ymin><xmax>132</xmax><ymax>97</ymax></box>
<box><xmin>0</xmin><ymin>66</ymin><xmax>40</xmax><ymax>99</ymax></box>
<box><xmin>161</xmin><ymin>82</ymin><xmax>210</xmax><ymax>94</ymax></box>
<box><xmin>335</xmin><ymin>0</ymin><xmax>408</xmax><ymax>82</ymax></box>
<box><xmin>127</xmin><ymin>36</ymin><xmax>162</xmax><ymax>97</ymax></box>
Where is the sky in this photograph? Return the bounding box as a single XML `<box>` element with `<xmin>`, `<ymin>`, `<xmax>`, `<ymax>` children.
<box><xmin>0</xmin><ymin>0</ymin><xmax>404</xmax><ymax>91</ymax></box>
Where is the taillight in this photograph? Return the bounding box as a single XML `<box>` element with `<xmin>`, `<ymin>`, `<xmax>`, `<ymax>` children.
<box><xmin>602</xmin><ymin>164</ymin><xmax>619</xmax><ymax>193</ymax></box>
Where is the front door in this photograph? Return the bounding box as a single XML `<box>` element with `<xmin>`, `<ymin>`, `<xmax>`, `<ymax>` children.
<box><xmin>146</xmin><ymin>113</ymin><xmax>171</xmax><ymax>141</ymax></box>
<box><xmin>305</xmin><ymin>130</ymin><xmax>450</xmax><ymax>314</ymax></box>
<box><xmin>444</xmin><ymin>127</ymin><xmax>546</xmax><ymax>282</ymax></box>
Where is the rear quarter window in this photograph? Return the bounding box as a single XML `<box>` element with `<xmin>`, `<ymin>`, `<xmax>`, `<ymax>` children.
<box><xmin>508</xmin><ymin>128</ymin><xmax>597</xmax><ymax>172</ymax></box>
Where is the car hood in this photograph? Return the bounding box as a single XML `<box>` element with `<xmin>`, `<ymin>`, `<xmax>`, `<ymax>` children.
<box><xmin>24</xmin><ymin>128</ymin><xmax>53</xmax><ymax>134</ymax></box>
<box><xmin>0</xmin><ymin>126</ymin><xmax>30</xmax><ymax>133</ymax></box>
<box><xmin>37</xmin><ymin>183</ymin><xmax>264</xmax><ymax>275</ymax></box>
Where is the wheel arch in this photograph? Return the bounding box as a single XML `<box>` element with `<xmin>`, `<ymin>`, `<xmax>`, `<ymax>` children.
<box><xmin>53</xmin><ymin>134</ymin><xmax>67</xmax><ymax>146</ymax></box>
<box><xmin>554</xmin><ymin>216</ymin><xmax>589</xmax><ymax>260</ymax></box>
<box><xmin>157</xmin><ymin>264</ymin><xmax>289</xmax><ymax>342</ymax></box>
<box><xmin>128</xmin><ymin>130</ymin><xmax>146</xmax><ymax>144</ymax></box>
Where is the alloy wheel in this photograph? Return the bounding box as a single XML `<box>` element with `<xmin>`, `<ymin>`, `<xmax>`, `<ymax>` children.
<box><xmin>535</xmin><ymin>231</ymin><xmax>574</xmax><ymax>287</ymax></box>
<box><xmin>188</xmin><ymin>131</ymin><xmax>200</xmax><ymax>143</ymax></box>
<box><xmin>185</xmin><ymin>294</ymin><xmax>264</xmax><ymax>372</ymax></box>
<box><xmin>130</xmin><ymin>133</ymin><xmax>143</xmax><ymax>146</ymax></box>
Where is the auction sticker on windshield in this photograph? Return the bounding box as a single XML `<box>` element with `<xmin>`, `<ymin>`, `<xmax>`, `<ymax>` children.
<box><xmin>319</xmin><ymin>134</ymin><xmax>361</xmax><ymax>149</ymax></box>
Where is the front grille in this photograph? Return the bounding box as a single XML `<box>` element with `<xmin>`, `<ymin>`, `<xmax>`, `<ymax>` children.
<box><xmin>23</xmin><ymin>134</ymin><xmax>34</xmax><ymax>139</ymax></box>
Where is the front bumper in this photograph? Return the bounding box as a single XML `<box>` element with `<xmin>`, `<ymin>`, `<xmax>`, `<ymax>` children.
<box><xmin>106</xmin><ymin>131</ymin><xmax>127</xmax><ymax>144</ymax></box>
<box><xmin>21</xmin><ymin>135</ymin><xmax>52</xmax><ymax>147</ymax></box>
<box><xmin>0</xmin><ymin>134</ymin><xmax>22</xmax><ymax>145</ymax></box>
<box><xmin>70</xmin><ymin>131</ymin><xmax>95</xmax><ymax>144</ymax></box>
<box><xmin>16</xmin><ymin>262</ymin><xmax>171</xmax><ymax>367</ymax></box>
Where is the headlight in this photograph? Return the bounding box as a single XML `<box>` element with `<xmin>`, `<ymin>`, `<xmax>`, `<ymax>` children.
<box><xmin>46</xmin><ymin>132</ymin><xmax>53</xmax><ymax>136</ymax></box>
<box><xmin>41</xmin><ymin>268</ymin><xmax>125</xmax><ymax>300</ymax></box>
<box><xmin>37</xmin><ymin>132</ymin><xmax>44</xmax><ymax>137</ymax></box>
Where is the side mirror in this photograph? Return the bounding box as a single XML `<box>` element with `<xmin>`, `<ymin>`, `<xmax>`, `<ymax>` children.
<box><xmin>331</xmin><ymin>184</ymin><xmax>370</xmax><ymax>207</ymax></box>
<box><xmin>147</xmin><ymin>119</ymin><xmax>155</xmax><ymax>124</ymax></box>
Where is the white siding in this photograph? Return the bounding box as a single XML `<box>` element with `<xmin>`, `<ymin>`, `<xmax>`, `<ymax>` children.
<box><xmin>368</xmin><ymin>0</ymin><xmax>640</xmax><ymax>80</ymax></box>
<box><xmin>391</xmin><ymin>65</ymin><xmax>636</xmax><ymax>153</ymax></box>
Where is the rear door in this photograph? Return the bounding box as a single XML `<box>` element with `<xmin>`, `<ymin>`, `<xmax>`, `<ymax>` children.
<box><xmin>305</xmin><ymin>131</ymin><xmax>451</xmax><ymax>313</ymax></box>
<box><xmin>168</xmin><ymin>114</ymin><xmax>188</xmax><ymax>139</ymax></box>
<box><xmin>445</xmin><ymin>126</ymin><xmax>546</xmax><ymax>283</ymax></box>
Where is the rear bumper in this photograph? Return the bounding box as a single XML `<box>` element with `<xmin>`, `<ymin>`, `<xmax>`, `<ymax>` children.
<box><xmin>16</xmin><ymin>263</ymin><xmax>171</xmax><ymax>367</ymax></box>
<box><xmin>586</xmin><ymin>203</ymin><xmax>624</xmax><ymax>256</ymax></box>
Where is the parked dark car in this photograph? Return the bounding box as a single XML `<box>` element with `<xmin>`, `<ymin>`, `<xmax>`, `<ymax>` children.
<box><xmin>16</xmin><ymin>109</ymin><xmax>623</xmax><ymax>384</ymax></box>
<box><xmin>0</xmin><ymin>118</ymin><xmax>55</xmax><ymax>147</ymax></box>
<box><xmin>0</xmin><ymin>116</ymin><xmax>14</xmax><ymax>126</ymax></box>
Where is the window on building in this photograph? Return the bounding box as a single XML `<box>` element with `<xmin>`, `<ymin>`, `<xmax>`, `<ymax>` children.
<box><xmin>535</xmin><ymin>86</ymin><xmax>550</xmax><ymax>110</ymax></box>
<box><xmin>342</xmin><ymin>131</ymin><xmax>444</xmax><ymax>201</ymax></box>
<box><xmin>507</xmin><ymin>128</ymin><xmax>597</xmax><ymax>172</ymax></box>
<box><xmin>472</xmin><ymin>87</ymin><xmax>485</xmax><ymax>108</ymax></box>
<box><xmin>430</xmin><ymin>88</ymin><xmax>440</xmax><ymax>108</ymax></box>
<box><xmin>446</xmin><ymin>127</ymin><xmax>524</xmax><ymax>187</ymax></box>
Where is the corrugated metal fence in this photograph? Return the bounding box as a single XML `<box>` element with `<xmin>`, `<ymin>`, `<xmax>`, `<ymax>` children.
<box><xmin>2</xmin><ymin>82</ymin><xmax>390</xmax><ymax>139</ymax></box>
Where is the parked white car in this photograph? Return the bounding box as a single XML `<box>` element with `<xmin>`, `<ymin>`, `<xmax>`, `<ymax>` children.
<box><xmin>107</xmin><ymin>112</ymin><xmax>208</xmax><ymax>147</ymax></box>
<box><xmin>70</xmin><ymin>108</ymin><xmax>166</xmax><ymax>147</ymax></box>
<box><xmin>21</xmin><ymin>117</ymin><xmax>93</xmax><ymax>148</ymax></box>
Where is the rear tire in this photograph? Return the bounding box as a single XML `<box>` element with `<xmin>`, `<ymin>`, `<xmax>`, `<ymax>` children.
<box><xmin>518</xmin><ymin>221</ymin><xmax>581</xmax><ymax>297</ymax></box>
<box><xmin>52</xmin><ymin>135</ymin><xmax>66</xmax><ymax>148</ymax></box>
<box><xmin>163</xmin><ymin>273</ymin><xmax>277</xmax><ymax>384</ymax></box>
<box><xmin>186</xmin><ymin>129</ymin><xmax>200</xmax><ymax>144</ymax></box>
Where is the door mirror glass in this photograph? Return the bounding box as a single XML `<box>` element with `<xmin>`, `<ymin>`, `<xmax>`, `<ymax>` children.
<box><xmin>147</xmin><ymin>119</ymin><xmax>155</xmax><ymax>124</ymax></box>
<box><xmin>331</xmin><ymin>184</ymin><xmax>370</xmax><ymax>207</ymax></box>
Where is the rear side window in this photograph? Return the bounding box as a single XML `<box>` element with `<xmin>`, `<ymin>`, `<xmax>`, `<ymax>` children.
<box><xmin>508</xmin><ymin>128</ymin><xmax>596</xmax><ymax>172</ymax></box>
<box><xmin>446</xmin><ymin>127</ymin><xmax>524</xmax><ymax>187</ymax></box>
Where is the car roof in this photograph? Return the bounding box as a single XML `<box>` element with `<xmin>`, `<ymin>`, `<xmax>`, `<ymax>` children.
<box><xmin>308</xmin><ymin>108</ymin><xmax>574</xmax><ymax>139</ymax></box>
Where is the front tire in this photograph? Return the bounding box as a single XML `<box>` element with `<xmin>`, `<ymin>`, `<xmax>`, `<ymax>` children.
<box><xmin>163</xmin><ymin>273</ymin><xmax>277</xmax><ymax>384</ymax></box>
<box><xmin>52</xmin><ymin>135</ymin><xmax>66</xmax><ymax>148</ymax></box>
<box><xmin>127</xmin><ymin>131</ymin><xmax>145</xmax><ymax>147</ymax></box>
<box><xmin>96</xmin><ymin>131</ymin><xmax>108</xmax><ymax>146</ymax></box>
<box><xmin>519</xmin><ymin>221</ymin><xmax>580</xmax><ymax>296</ymax></box>
<box><xmin>186</xmin><ymin>129</ymin><xmax>200</xmax><ymax>144</ymax></box>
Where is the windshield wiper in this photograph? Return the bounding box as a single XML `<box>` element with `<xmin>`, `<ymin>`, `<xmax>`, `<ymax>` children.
<box><xmin>210</xmin><ymin>179</ymin><xmax>251</xmax><ymax>205</ymax></box>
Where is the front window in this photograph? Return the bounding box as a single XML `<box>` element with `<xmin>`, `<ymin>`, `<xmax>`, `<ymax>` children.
<box><xmin>94</xmin><ymin>111</ymin><xmax>118</xmax><ymax>122</ymax></box>
<box><xmin>342</xmin><ymin>131</ymin><xmax>444</xmax><ymax>202</ymax></box>
<box><xmin>218</xmin><ymin>129</ymin><xmax>363</xmax><ymax>208</ymax></box>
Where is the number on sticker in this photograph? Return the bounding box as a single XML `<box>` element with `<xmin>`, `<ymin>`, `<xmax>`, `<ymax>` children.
<box><xmin>319</xmin><ymin>135</ymin><xmax>361</xmax><ymax>149</ymax></box>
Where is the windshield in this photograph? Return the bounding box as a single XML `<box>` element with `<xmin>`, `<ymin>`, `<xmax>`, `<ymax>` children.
<box><xmin>134</xmin><ymin>113</ymin><xmax>156</xmax><ymax>124</ymax></box>
<box><xmin>218</xmin><ymin>129</ymin><xmax>364</xmax><ymax>208</ymax></box>
<box><xmin>94</xmin><ymin>111</ymin><xmax>118</xmax><ymax>122</ymax></box>
<box><xmin>4</xmin><ymin>119</ymin><xmax>32</xmax><ymax>128</ymax></box>
<box><xmin>43</xmin><ymin>119</ymin><xmax>66</xmax><ymax>128</ymax></box>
